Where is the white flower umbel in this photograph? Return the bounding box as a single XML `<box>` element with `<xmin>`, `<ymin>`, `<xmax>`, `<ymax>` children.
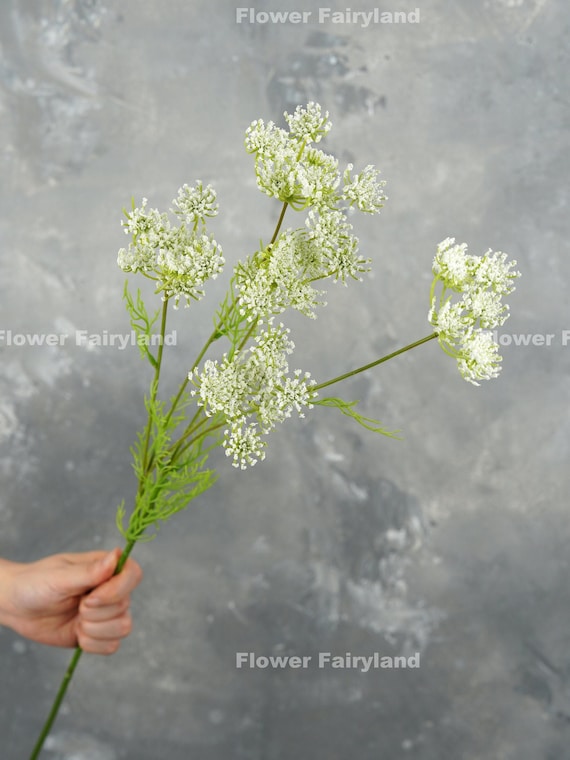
<box><xmin>301</xmin><ymin>147</ymin><xmax>340</xmax><ymax>210</ymax></box>
<box><xmin>246</xmin><ymin>104</ymin><xmax>339</xmax><ymax>210</ymax></box>
<box><xmin>306</xmin><ymin>208</ymin><xmax>370</xmax><ymax>283</ymax></box>
<box><xmin>471</xmin><ymin>249</ymin><xmax>520</xmax><ymax>296</ymax></box>
<box><xmin>191</xmin><ymin>322</ymin><xmax>316</xmax><ymax>468</ymax></box>
<box><xmin>122</xmin><ymin>198</ymin><xmax>170</xmax><ymax>245</ymax></box>
<box><xmin>244</xmin><ymin>119</ymin><xmax>289</xmax><ymax>157</ymax></box>
<box><xmin>157</xmin><ymin>230</ymin><xmax>224</xmax><ymax>307</ymax></box>
<box><xmin>223</xmin><ymin>419</ymin><xmax>266</xmax><ymax>470</ymax></box>
<box><xmin>172</xmin><ymin>182</ymin><xmax>219</xmax><ymax>229</ymax></box>
<box><xmin>283</xmin><ymin>101</ymin><xmax>332</xmax><ymax>144</ymax></box>
<box><xmin>429</xmin><ymin>238</ymin><xmax>520</xmax><ymax>385</ymax></box>
<box><xmin>238</xmin><ymin>102</ymin><xmax>388</xmax><ymax>327</ymax></box>
<box><xmin>431</xmin><ymin>237</ymin><xmax>474</xmax><ymax>291</ymax></box>
<box><xmin>235</xmin><ymin>230</ymin><xmax>326</xmax><ymax>321</ymax></box>
<box><xmin>118</xmin><ymin>198</ymin><xmax>170</xmax><ymax>274</ymax></box>
<box><xmin>117</xmin><ymin>182</ymin><xmax>225</xmax><ymax>308</ymax></box>
<box><xmin>458</xmin><ymin>330</ymin><xmax>502</xmax><ymax>385</ymax></box>
<box><xmin>342</xmin><ymin>164</ymin><xmax>387</xmax><ymax>214</ymax></box>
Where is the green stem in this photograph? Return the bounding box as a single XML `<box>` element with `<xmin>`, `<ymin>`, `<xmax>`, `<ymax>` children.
<box><xmin>139</xmin><ymin>297</ymin><xmax>169</xmax><ymax>477</ymax></box>
<box><xmin>269</xmin><ymin>201</ymin><xmax>288</xmax><ymax>245</ymax></box>
<box><xmin>154</xmin><ymin>298</ymin><xmax>169</xmax><ymax>383</ymax></box>
<box><xmin>28</xmin><ymin>649</ymin><xmax>83</xmax><ymax>760</ymax></box>
<box><xmin>237</xmin><ymin>318</ymin><xmax>258</xmax><ymax>353</ymax></box>
<box><xmin>31</xmin><ymin>293</ymin><xmax>164</xmax><ymax>760</ymax></box>
<box><xmin>162</xmin><ymin>314</ymin><xmax>228</xmax><ymax>431</ymax></box>
<box><xmin>171</xmin><ymin>419</ymin><xmax>226</xmax><ymax>464</ymax></box>
<box><xmin>166</xmin><ymin>200</ymin><xmax>289</xmax><ymax>428</ymax></box>
<box><xmin>168</xmin><ymin>413</ymin><xmax>210</xmax><ymax>463</ymax></box>
<box><xmin>234</xmin><ymin>204</ymin><xmax>288</xmax><ymax>354</ymax></box>
<box><xmin>28</xmin><ymin>540</ymin><xmax>136</xmax><ymax>760</ymax></box>
<box><xmin>313</xmin><ymin>333</ymin><xmax>438</xmax><ymax>392</ymax></box>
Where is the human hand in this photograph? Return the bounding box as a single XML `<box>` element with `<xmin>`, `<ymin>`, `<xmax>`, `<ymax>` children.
<box><xmin>0</xmin><ymin>548</ymin><xmax>143</xmax><ymax>654</ymax></box>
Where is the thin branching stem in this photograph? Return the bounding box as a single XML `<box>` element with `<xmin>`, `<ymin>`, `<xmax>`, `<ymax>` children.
<box><xmin>314</xmin><ymin>333</ymin><xmax>438</xmax><ymax>392</ymax></box>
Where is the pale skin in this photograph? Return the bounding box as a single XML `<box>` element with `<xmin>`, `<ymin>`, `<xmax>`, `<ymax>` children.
<box><xmin>0</xmin><ymin>548</ymin><xmax>142</xmax><ymax>655</ymax></box>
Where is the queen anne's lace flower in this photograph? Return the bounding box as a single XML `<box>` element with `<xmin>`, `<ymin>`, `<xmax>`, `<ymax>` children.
<box><xmin>117</xmin><ymin>182</ymin><xmax>225</xmax><ymax>307</ymax></box>
<box><xmin>235</xmin><ymin>231</ymin><xmax>326</xmax><ymax>321</ymax></box>
<box><xmin>457</xmin><ymin>330</ymin><xmax>502</xmax><ymax>385</ymax></box>
<box><xmin>223</xmin><ymin>419</ymin><xmax>266</xmax><ymax>469</ymax></box>
<box><xmin>428</xmin><ymin>299</ymin><xmax>468</xmax><ymax>341</ymax></box>
<box><xmin>471</xmin><ymin>249</ymin><xmax>520</xmax><ymax>295</ymax></box>
<box><xmin>343</xmin><ymin>164</ymin><xmax>387</xmax><ymax>213</ymax></box>
<box><xmin>191</xmin><ymin>322</ymin><xmax>316</xmax><ymax>468</ymax></box>
<box><xmin>300</xmin><ymin>148</ymin><xmax>340</xmax><ymax>209</ymax></box>
<box><xmin>118</xmin><ymin>199</ymin><xmax>170</xmax><ymax>273</ymax></box>
<box><xmin>117</xmin><ymin>241</ymin><xmax>156</xmax><ymax>273</ymax></box>
<box><xmin>122</xmin><ymin>198</ymin><xmax>169</xmax><ymax>245</ymax></box>
<box><xmin>156</xmin><ymin>231</ymin><xmax>224</xmax><ymax>307</ymax></box>
<box><xmin>306</xmin><ymin>209</ymin><xmax>369</xmax><ymax>283</ymax></box>
<box><xmin>463</xmin><ymin>288</ymin><xmax>509</xmax><ymax>329</ymax></box>
<box><xmin>283</xmin><ymin>102</ymin><xmax>332</xmax><ymax>144</ymax></box>
<box><xmin>245</xmin><ymin>119</ymin><xmax>289</xmax><ymax>157</ymax></box>
<box><xmin>255</xmin><ymin>148</ymin><xmax>307</xmax><ymax>207</ymax></box>
<box><xmin>172</xmin><ymin>182</ymin><xmax>218</xmax><ymax>228</ymax></box>
<box><xmin>248</xmin><ymin>104</ymin><xmax>341</xmax><ymax>210</ymax></box>
<box><xmin>429</xmin><ymin>238</ymin><xmax>520</xmax><ymax>384</ymax></box>
<box><xmin>432</xmin><ymin>238</ymin><xmax>475</xmax><ymax>291</ymax></box>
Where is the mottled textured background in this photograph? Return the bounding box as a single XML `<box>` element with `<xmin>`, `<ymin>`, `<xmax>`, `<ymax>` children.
<box><xmin>1</xmin><ymin>1</ymin><xmax>569</xmax><ymax>758</ymax></box>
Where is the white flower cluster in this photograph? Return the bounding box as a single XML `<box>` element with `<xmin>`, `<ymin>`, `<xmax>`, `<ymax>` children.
<box><xmin>117</xmin><ymin>183</ymin><xmax>224</xmax><ymax>308</ymax></box>
<box><xmin>284</xmin><ymin>101</ymin><xmax>332</xmax><ymax>144</ymax></box>
<box><xmin>238</xmin><ymin>103</ymin><xmax>384</xmax><ymax>323</ymax></box>
<box><xmin>305</xmin><ymin>208</ymin><xmax>369</xmax><ymax>283</ymax></box>
<box><xmin>428</xmin><ymin>238</ymin><xmax>520</xmax><ymax>385</ymax></box>
<box><xmin>244</xmin><ymin>102</ymin><xmax>385</xmax><ymax>214</ymax></box>
<box><xmin>235</xmin><ymin>230</ymin><xmax>326</xmax><ymax>321</ymax></box>
<box><xmin>235</xmin><ymin>207</ymin><xmax>373</xmax><ymax>323</ymax></box>
<box><xmin>172</xmin><ymin>182</ymin><xmax>219</xmax><ymax>229</ymax></box>
<box><xmin>343</xmin><ymin>164</ymin><xmax>387</xmax><ymax>213</ymax></box>
<box><xmin>190</xmin><ymin>322</ymin><xmax>316</xmax><ymax>468</ymax></box>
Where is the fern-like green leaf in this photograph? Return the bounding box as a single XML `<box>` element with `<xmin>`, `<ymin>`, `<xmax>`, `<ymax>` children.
<box><xmin>314</xmin><ymin>396</ymin><xmax>400</xmax><ymax>439</ymax></box>
<box><xmin>123</xmin><ymin>280</ymin><xmax>161</xmax><ymax>367</ymax></box>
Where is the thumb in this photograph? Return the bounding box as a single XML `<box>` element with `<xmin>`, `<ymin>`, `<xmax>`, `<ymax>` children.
<box><xmin>62</xmin><ymin>548</ymin><xmax>120</xmax><ymax>595</ymax></box>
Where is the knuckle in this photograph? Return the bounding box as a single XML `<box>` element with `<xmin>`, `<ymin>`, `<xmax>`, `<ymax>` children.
<box><xmin>98</xmin><ymin>640</ymin><xmax>120</xmax><ymax>656</ymax></box>
<box><xmin>77</xmin><ymin>632</ymin><xmax>94</xmax><ymax>653</ymax></box>
<box><xmin>129</xmin><ymin>561</ymin><xmax>144</xmax><ymax>586</ymax></box>
<box><xmin>119</xmin><ymin>614</ymin><xmax>133</xmax><ymax>637</ymax></box>
<box><xmin>113</xmin><ymin>597</ymin><xmax>130</xmax><ymax>615</ymax></box>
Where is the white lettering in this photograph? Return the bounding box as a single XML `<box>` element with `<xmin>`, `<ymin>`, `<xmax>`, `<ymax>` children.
<box><xmin>116</xmin><ymin>333</ymin><xmax>130</xmax><ymax>351</ymax></box>
<box><xmin>235</xmin><ymin>8</ymin><xmax>250</xmax><ymax>23</ymax></box>
<box><xmin>358</xmin><ymin>11</ymin><xmax>374</xmax><ymax>28</ymax></box>
<box><xmin>408</xmin><ymin>652</ymin><xmax>421</xmax><ymax>667</ymax></box>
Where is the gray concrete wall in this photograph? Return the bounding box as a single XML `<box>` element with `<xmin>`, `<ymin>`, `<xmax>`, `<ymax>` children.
<box><xmin>1</xmin><ymin>1</ymin><xmax>569</xmax><ymax>758</ymax></box>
